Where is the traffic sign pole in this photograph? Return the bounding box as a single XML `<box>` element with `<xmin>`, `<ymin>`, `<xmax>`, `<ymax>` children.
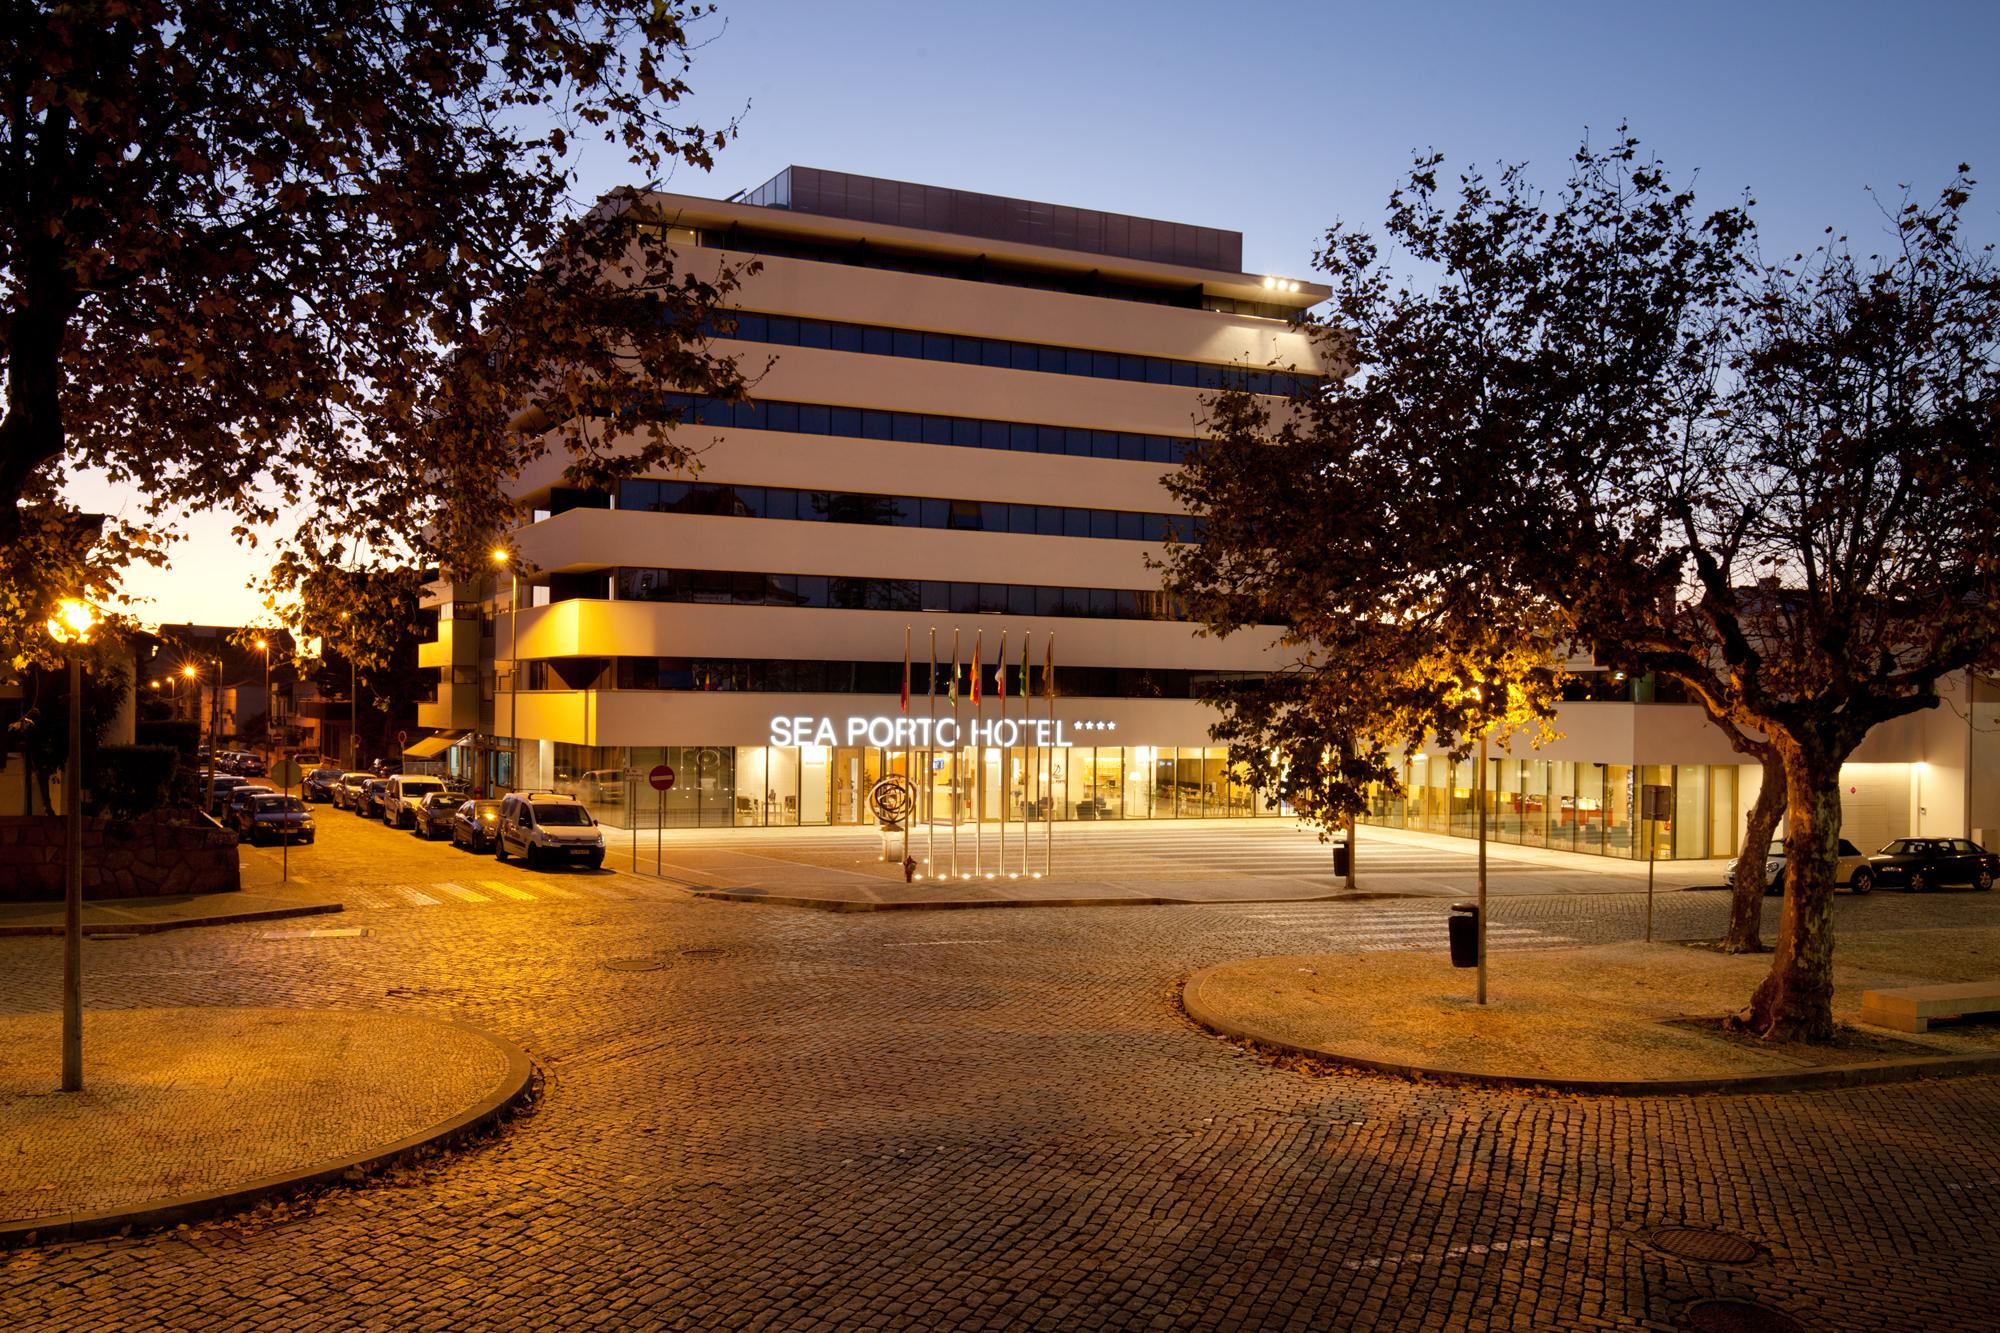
<box><xmin>648</xmin><ymin>765</ymin><xmax>677</xmax><ymax>879</ymax></box>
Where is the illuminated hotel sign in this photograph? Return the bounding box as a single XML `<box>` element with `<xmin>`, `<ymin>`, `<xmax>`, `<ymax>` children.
<box><xmin>768</xmin><ymin>715</ymin><xmax>1115</xmax><ymax>748</ymax></box>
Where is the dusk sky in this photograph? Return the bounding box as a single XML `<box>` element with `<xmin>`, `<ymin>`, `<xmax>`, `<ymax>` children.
<box><xmin>89</xmin><ymin>0</ymin><xmax>2000</xmax><ymax>629</ymax></box>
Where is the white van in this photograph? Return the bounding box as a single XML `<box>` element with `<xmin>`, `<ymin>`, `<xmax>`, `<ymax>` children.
<box><xmin>494</xmin><ymin>792</ymin><xmax>605</xmax><ymax>869</ymax></box>
<box><xmin>383</xmin><ymin>774</ymin><xmax>450</xmax><ymax>829</ymax></box>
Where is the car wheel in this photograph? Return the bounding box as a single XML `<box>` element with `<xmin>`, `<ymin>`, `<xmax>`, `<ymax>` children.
<box><xmin>1849</xmin><ymin>869</ymin><xmax>1874</xmax><ymax>895</ymax></box>
<box><xmin>495</xmin><ymin>837</ymin><xmax>508</xmax><ymax>862</ymax></box>
<box><xmin>1977</xmin><ymin>869</ymin><xmax>1995</xmax><ymax>892</ymax></box>
<box><xmin>1909</xmin><ymin>869</ymin><xmax>1928</xmax><ymax>893</ymax></box>
<box><xmin>586</xmin><ymin>854</ymin><xmax>604</xmax><ymax>871</ymax></box>
<box><xmin>1762</xmin><ymin>873</ymin><xmax>1781</xmax><ymax>898</ymax></box>
<box><xmin>524</xmin><ymin>844</ymin><xmax>541</xmax><ymax>870</ymax></box>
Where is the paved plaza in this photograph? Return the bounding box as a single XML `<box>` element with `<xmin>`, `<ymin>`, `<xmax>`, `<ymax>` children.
<box><xmin>2</xmin><ymin>814</ymin><xmax>1996</xmax><ymax>1329</ymax></box>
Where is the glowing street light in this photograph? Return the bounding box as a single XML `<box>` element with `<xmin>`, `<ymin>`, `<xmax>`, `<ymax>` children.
<box><xmin>45</xmin><ymin>597</ymin><xmax>97</xmax><ymax>1092</ymax></box>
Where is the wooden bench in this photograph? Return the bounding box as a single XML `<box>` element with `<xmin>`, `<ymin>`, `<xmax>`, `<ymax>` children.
<box><xmin>1860</xmin><ymin>983</ymin><xmax>2000</xmax><ymax>1033</ymax></box>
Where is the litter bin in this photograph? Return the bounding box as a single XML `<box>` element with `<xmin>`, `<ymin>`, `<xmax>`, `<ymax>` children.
<box><xmin>1331</xmin><ymin>841</ymin><xmax>1351</xmax><ymax>878</ymax></box>
<box><xmin>1448</xmin><ymin>901</ymin><xmax>1479</xmax><ymax>968</ymax></box>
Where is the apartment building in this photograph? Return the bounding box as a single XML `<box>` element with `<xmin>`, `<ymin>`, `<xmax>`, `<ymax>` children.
<box><xmin>413</xmin><ymin>167</ymin><xmax>1997</xmax><ymax>862</ymax></box>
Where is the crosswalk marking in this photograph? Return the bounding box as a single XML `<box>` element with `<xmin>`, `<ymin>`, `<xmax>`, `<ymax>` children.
<box><xmin>395</xmin><ymin>886</ymin><xmax>441</xmax><ymax>907</ymax></box>
<box><xmin>478</xmin><ymin>880</ymin><xmax>538</xmax><ymax>902</ymax></box>
<box><xmin>521</xmin><ymin>879</ymin><xmax>579</xmax><ymax>899</ymax></box>
<box><xmin>430</xmin><ymin>881</ymin><xmax>491</xmax><ymax>903</ymax></box>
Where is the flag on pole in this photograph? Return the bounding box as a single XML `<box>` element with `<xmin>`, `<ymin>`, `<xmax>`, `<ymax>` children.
<box><xmin>971</xmin><ymin>629</ymin><xmax>983</xmax><ymax>707</ymax></box>
<box><xmin>1044</xmin><ymin>632</ymin><xmax>1055</xmax><ymax>698</ymax></box>
<box><xmin>996</xmin><ymin>630</ymin><xmax>1008</xmax><ymax>701</ymax></box>
<box><xmin>1022</xmin><ymin>628</ymin><xmax>1031</xmax><ymax>691</ymax></box>
<box><xmin>950</xmin><ymin>631</ymin><xmax>959</xmax><ymax>705</ymax></box>
<box><xmin>900</xmin><ymin>626</ymin><xmax>911</xmax><ymax>714</ymax></box>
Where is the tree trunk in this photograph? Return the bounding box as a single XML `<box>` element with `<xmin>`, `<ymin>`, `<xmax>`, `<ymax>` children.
<box><xmin>1721</xmin><ymin>752</ymin><xmax>1785</xmax><ymax>954</ymax></box>
<box><xmin>1344</xmin><ymin>813</ymin><xmax>1357</xmax><ymax>889</ymax></box>
<box><xmin>1736</xmin><ymin>745</ymin><xmax>1843</xmax><ymax>1041</ymax></box>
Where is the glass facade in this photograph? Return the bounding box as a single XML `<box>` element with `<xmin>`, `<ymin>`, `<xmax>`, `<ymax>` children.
<box><xmin>613</xmin><ymin>568</ymin><xmax>1183</xmax><ymax>621</ymax></box>
<box><xmin>715</xmin><ymin>310</ymin><xmax>1318</xmax><ymax>397</ymax></box>
<box><xmin>646</xmin><ymin>392</ymin><xmax>1200</xmax><ymax>465</ymax></box>
<box><xmin>615</xmin><ymin>479</ymin><xmax>1195</xmax><ymax>544</ymax></box>
<box><xmin>1364</xmin><ymin>757</ymin><xmax>1742</xmax><ymax>860</ymax></box>
<box><xmin>552</xmin><ymin>742</ymin><xmax>1287</xmax><ymax>830</ymax></box>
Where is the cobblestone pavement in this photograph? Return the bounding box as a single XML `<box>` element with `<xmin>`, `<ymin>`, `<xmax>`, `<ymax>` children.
<box><xmin>2</xmin><ymin>814</ymin><xmax>1996</xmax><ymax>1330</ymax></box>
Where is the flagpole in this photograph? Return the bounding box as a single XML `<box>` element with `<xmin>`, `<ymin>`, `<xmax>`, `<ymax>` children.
<box><xmin>1023</xmin><ymin>632</ymin><xmax>1034</xmax><ymax>878</ymax></box>
<box><xmin>951</xmin><ymin>628</ymin><xmax>961</xmax><ymax>880</ymax></box>
<box><xmin>927</xmin><ymin>627</ymin><xmax>937</xmax><ymax>877</ymax></box>
<box><xmin>1045</xmin><ymin>631</ymin><xmax>1055</xmax><ymax>879</ymax></box>
<box><xmin>973</xmin><ymin>628</ymin><xmax>983</xmax><ymax>880</ymax></box>
<box><xmin>901</xmin><ymin>625</ymin><xmax>911</xmax><ymax>871</ymax></box>
<box><xmin>997</xmin><ymin>630</ymin><xmax>1009</xmax><ymax>880</ymax></box>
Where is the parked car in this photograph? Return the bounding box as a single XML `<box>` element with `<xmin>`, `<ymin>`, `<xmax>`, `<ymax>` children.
<box><xmin>1866</xmin><ymin>838</ymin><xmax>1998</xmax><ymax>892</ymax></box>
<box><xmin>382</xmin><ymin>774</ymin><xmax>450</xmax><ymax>828</ymax></box>
<box><xmin>412</xmin><ymin>791</ymin><xmax>463</xmax><ymax>840</ymax></box>
<box><xmin>303</xmin><ymin>766</ymin><xmax>347</xmax><ymax>803</ymax></box>
<box><xmin>494</xmin><ymin>792</ymin><xmax>605</xmax><ymax>869</ymax></box>
<box><xmin>233</xmin><ymin>751</ymin><xmax>268</xmax><ymax>777</ymax></box>
<box><xmin>203</xmin><ymin>774</ymin><xmax>250</xmax><ymax>817</ymax></box>
<box><xmin>222</xmin><ymin>782</ymin><xmax>276</xmax><ymax>828</ymax></box>
<box><xmin>236</xmin><ymin>792</ymin><xmax>315</xmax><ymax>845</ymax></box>
<box><xmin>332</xmin><ymin>772</ymin><xmax>373</xmax><ymax>810</ymax></box>
<box><xmin>1726</xmin><ymin>838</ymin><xmax>1875</xmax><ymax>896</ymax></box>
<box><xmin>357</xmin><ymin>778</ymin><xmax>391</xmax><ymax>820</ymax></box>
<box><xmin>450</xmin><ymin>799</ymin><xmax>503</xmax><ymax>853</ymax></box>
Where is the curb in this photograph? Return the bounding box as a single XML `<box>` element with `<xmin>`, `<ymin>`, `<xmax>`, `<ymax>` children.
<box><xmin>694</xmin><ymin>888</ymin><xmax>1349</xmax><ymax>913</ymax></box>
<box><xmin>0</xmin><ymin>901</ymin><xmax>343</xmax><ymax>939</ymax></box>
<box><xmin>0</xmin><ymin>1014</ymin><xmax>536</xmax><ymax>1246</ymax></box>
<box><xmin>1180</xmin><ymin>962</ymin><xmax>2000</xmax><ymax>1097</ymax></box>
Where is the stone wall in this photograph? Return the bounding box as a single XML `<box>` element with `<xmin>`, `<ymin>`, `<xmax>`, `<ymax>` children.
<box><xmin>0</xmin><ymin>815</ymin><xmax>240</xmax><ymax>901</ymax></box>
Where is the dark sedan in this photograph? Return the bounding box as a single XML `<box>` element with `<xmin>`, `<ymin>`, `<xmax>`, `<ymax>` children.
<box><xmin>302</xmin><ymin>766</ymin><xmax>347</xmax><ymax>803</ymax></box>
<box><xmin>1866</xmin><ymin>838</ymin><xmax>1997</xmax><ymax>892</ymax></box>
<box><xmin>450</xmin><ymin>799</ymin><xmax>503</xmax><ymax>853</ymax></box>
<box><xmin>356</xmin><ymin>778</ymin><xmax>391</xmax><ymax>820</ymax></box>
<box><xmin>412</xmin><ymin>791</ymin><xmax>464</xmax><ymax>840</ymax></box>
<box><xmin>237</xmin><ymin>793</ymin><xmax>315</xmax><ymax>845</ymax></box>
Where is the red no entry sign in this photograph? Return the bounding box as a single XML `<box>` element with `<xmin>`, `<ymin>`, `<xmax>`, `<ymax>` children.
<box><xmin>648</xmin><ymin>764</ymin><xmax>676</xmax><ymax>792</ymax></box>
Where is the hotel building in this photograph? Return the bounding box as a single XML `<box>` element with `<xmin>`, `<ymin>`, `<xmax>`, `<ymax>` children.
<box><xmin>412</xmin><ymin>167</ymin><xmax>1998</xmax><ymax>862</ymax></box>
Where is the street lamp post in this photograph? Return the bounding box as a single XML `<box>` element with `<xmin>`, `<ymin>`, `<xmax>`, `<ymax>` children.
<box><xmin>255</xmin><ymin>637</ymin><xmax>270</xmax><ymax>757</ymax></box>
<box><xmin>181</xmin><ymin>663</ymin><xmax>196</xmax><ymax>722</ymax></box>
<box><xmin>338</xmin><ymin>612</ymin><xmax>357</xmax><ymax>770</ymax></box>
<box><xmin>46</xmin><ymin>597</ymin><xmax>98</xmax><ymax>1092</ymax></box>
<box><xmin>492</xmin><ymin>548</ymin><xmax>519</xmax><ymax>794</ymax></box>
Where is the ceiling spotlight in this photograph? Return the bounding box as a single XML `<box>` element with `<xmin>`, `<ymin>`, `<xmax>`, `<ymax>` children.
<box><xmin>1261</xmin><ymin>276</ymin><xmax>1276</xmax><ymax>289</ymax></box>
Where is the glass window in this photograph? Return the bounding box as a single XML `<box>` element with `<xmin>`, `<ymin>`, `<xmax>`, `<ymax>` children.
<box><xmin>797</xmin><ymin>403</ymin><xmax>829</xmax><ymax>434</ymax></box>
<box><xmin>798</xmin><ymin>320</ymin><xmax>830</xmax><ymax>350</ymax></box>
<box><xmin>1038</xmin><ymin>347</ymin><xmax>1065</xmax><ymax>374</ymax></box>
<box><xmin>795</xmin><ymin>575</ymin><xmax>828</xmax><ymax>607</ymax></box>
<box><xmin>981</xmin><ymin>421</ymin><xmax>1009</xmax><ymax>450</ymax></box>
<box><xmin>1008</xmin><ymin>504</ymin><xmax>1036</xmax><ymax>535</ymax></box>
<box><xmin>892</xmin><ymin>413</ymin><xmax>922</xmax><ymax>443</ymax></box>
<box><xmin>951</xmin><ymin>582</ymin><xmax>980</xmax><ymax>613</ymax></box>
<box><xmin>893</xmin><ymin>330</ymin><xmax>923</xmax><ymax>358</ymax></box>
<box><xmin>733</xmin><ymin>312</ymin><xmax>768</xmax><ymax>341</ymax></box>
<box><xmin>1010</xmin><ymin>344</ymin><xmax>1038</xmax><ymax>372</ymax></box>
<box><xmin>923</xmin><ymin>333</ymin><xmax>952</xmax><ymax>361</ymax></box>
<box><xmin>922</xmin><ymin>416</ymin><xmax>951</xmax><ymax>445</ymax></box>
<box><xmin>1065</xmin><ymin>349</ymin><xmax>1093</xmax><ymax>376</ymax></box>
<box><xmin>829</xmin><ymin>324</ymin><xmax>862</xmax><ymax>353</ymax></box>
<box><xmin>951</xmin><ymin>419</ymin><xmax>980</xmax><ymax>448</ymax></box>
<box><xmin>862</xmin><ymin>327</ymin><xmax>893</xmax><ymax>356</ymax></box>
<box><xmin>921</xmin><ymin>581</ymin><xmax>950</xmax><ymax>611</ymax></box>
<box><xmin>829</xmin><ymin>406</ymin><xmax>862</xmax><ymax>436</ymax></box>
<box><xmin>1008</xmin><ymin>585</ymin><xmax>1035</xmax><ymax>616</ymax></box>
<box><xmin>862</xmin><ymin>410</ymin><xmax>893</xmax><ymax>439</ymax></box>
<box><xmin>982</xmin><ymin>341</ymin><xmax>1011</xmax><ymax>369</ymax></box>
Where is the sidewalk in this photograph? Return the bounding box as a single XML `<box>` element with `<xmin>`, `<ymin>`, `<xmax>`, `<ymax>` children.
<box><xmin>1183</xmin><ymin>926</ymin><xmax>2000</xmax><ymax>1093</ymax></box>
<box><xmin>0</xmin><ymin>1007</ymin><xmax>532</xmax><ymax>1242</ymax></box>
<box><xmin>0</xmin><ymin>891</ymin><xmax>341</xmax><ymax>937</ymax></box>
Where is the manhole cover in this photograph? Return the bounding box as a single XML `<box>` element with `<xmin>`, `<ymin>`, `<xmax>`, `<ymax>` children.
<box><xmin>1645</xmin><ymin>1226</ymin><xmax>1763</xmax><ymax>1265</ymax></box>
<box><xmin>680</xmin><ymin>946</ymin><xmax>724</xmax><ymax>957</ymax></box>
<box><xmin>1684</xmin><ymin>1297</ymin><xmax>1807</xmax><ymax>1333</ymax></box>
<box><xmin>604</xmin><ymin>958</ymin><xmax>663</xmax><ymax>972</ymax></box>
